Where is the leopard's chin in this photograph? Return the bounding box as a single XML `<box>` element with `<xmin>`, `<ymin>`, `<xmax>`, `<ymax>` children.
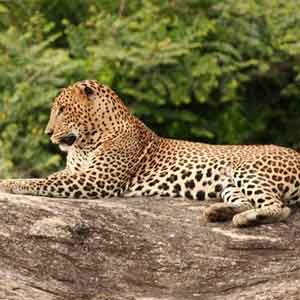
<box><xmin>57</xmin><ymin>133</ymin><xmax>78</xmax><ymax>152</ymax></box>
<box><xmin>59</xmin><ymin>143</ymin><xmax>71</xmax><ymax>152</ymax></box>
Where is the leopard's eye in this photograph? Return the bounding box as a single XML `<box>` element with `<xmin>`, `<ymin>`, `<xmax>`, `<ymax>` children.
<box><xmin>58</xmin><ymin>106</ymin><xmax>65</xmax><ymax>115</ymax></box>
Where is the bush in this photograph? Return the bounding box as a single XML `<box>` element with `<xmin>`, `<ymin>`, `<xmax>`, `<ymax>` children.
<box><xmin>65</xmin><ymin>0</ymin><xmax>300</xmax><ymax>145</ymax></box>
<box><xmin>0</xmin><ymin>15</ymin><xmax>83</xmax><ymax>177</ymax></box>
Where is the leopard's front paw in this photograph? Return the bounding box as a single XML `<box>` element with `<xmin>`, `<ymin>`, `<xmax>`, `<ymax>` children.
<box><xmin>0</xmin><ymin>180</ymin><xmax>15</xmax><ymax>194</ymax></box>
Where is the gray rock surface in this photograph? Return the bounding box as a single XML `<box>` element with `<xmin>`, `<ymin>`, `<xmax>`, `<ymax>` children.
<box><xmin>0</xmin><ymin>192</ymin><xmax>300</xmax><ymax>300</ymax></box>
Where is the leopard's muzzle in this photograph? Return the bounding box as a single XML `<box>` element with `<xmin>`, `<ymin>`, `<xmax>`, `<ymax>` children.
<box><xmin>59</xmin><ymin>133</ymin><xmax>77</xmax><ymax>146</ymax></box>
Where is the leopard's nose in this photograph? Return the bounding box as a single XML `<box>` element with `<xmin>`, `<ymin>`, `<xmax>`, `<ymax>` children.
<box><xmin>46</xmin><ymin>128</ymin><xmax>54</xmax><ymax>137</ymax></box>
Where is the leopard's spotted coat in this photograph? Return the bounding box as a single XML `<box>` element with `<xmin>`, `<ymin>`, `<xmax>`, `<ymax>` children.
<box><xmin>1</xmin><ymin>80</ymin><xmax>299</xmax><ymax>226</ymax></box>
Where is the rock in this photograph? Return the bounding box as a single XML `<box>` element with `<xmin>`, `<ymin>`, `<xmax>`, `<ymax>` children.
<box><xmin>0</xmin><ymin>192</ymin><xmax>300</xmax><ymax>300</ymax></box>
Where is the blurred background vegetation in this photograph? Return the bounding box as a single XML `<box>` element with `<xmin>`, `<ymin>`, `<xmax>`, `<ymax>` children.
<box><xmin>1</xmin><ymin>0</ymin><xmax>300</xmax><ymax>178</ymax></box>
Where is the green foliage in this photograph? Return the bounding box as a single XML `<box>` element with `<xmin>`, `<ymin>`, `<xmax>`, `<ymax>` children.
<box><xmin>0</xmin><ymin>15</ymin><xmax>83</xmax><ymax>177</ymax></box>
<box><xmin>1</xmin><ymin>0</ymin><xmax>300</xmax><ymax>177</ymax></box>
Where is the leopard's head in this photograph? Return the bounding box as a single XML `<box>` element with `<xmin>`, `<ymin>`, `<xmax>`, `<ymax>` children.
<box><xmin>45</xmin><ymin>80</ymin><xmax>130</xmax><ymax>151</ymax></box>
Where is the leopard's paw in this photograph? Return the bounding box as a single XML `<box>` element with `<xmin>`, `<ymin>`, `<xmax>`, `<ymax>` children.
<box><xmin>203</xmin><ymin>203</ymin><xmax>238</xmax><ymax>223</ymax></box>
<box><xmin>232</xmin><ymin>210</ymin><xmax>258</xmax><ymax>227</ymax></box>
<box><xmin>0</xmin><ymin>180</ymin><xmax>15</xmax><ymax>194</ymax></box>
<box><xmin>232</xmin><ymin>207</ymin><xmax>291</xmax><ymax>227</ymax></box>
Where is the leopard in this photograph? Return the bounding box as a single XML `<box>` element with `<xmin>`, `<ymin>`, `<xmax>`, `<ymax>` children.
<box><xmin>1</xmin><ymin>79</ymin><xmax>300</xmax><ymax>227</ymax></box>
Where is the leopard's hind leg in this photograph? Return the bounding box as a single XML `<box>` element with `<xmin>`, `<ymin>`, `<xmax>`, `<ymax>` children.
<box><xmin>232</xmin><ymin>194</ymin><xmax>290</xmax><ymax>227</ymax></box>
<box><xmin>203</xmin><ymin>183</ymin><xmax>253</xmax><ymax>223</ymax></box>
<box><xmin>204</xmin><ymin>179</ymin><xmax>291</xmax><ymax>227</ymax></box>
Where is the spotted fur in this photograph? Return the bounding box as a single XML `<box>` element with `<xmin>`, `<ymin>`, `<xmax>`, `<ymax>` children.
<box><xmin>1</xmin><ymin>80</ymin><xmax>300</xmax><ymax>227</ymax></box>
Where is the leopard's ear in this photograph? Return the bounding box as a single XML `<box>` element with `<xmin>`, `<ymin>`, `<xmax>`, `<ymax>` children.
<box><xmin>83</xmin><ymin>86</ymin><xmax>94</xmax><ymax>97</ymax></box>
<box><xmin>74</xmin><ymin>80</ymin><xmax>98</xmax><ymax>100</ymax></box>
<box><xmin>76</xmin><ymin>85</ymin><xmax>96</xmax><ymax>100</ymax></box>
